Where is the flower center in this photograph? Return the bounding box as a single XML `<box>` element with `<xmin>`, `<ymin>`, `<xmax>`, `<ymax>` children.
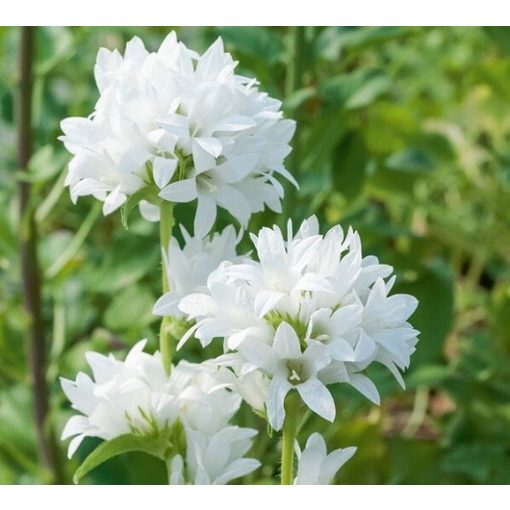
<box><xmin>286</xmin><ymin>360</ymin><xmax>306</xmax><ymax>385</ymax></box>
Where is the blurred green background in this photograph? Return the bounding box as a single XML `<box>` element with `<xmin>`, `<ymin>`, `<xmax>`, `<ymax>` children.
<box><xmin>1</xmin><ymin>26</ymin><xmax>510</xmax><ymax>484</ymax></box>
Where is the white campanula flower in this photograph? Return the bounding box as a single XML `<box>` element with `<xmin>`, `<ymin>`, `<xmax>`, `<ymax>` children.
<box><xmin>170</xmin><ymin>427</ymin><xmax>260</xmax><ymax>485</ymax></box>
<box><xmin>153</xmin><ymin>225</ymin><xmax>244</xmax><ymax>318</ymax></box>
<box><xmin>177</xmin><ymin>216</ymin><xmax>419</xmax><ymax>430</ymax></box>
<box><xmin>294</xmin><ymin>433</ymin><xmax>356</xmax><ymax>485</ymax></box>
<box><xmin>60</xmin><ymin>340</ymin><xmax>175</xmax><ymax>457</ymax></box>
<box><xmin>238</xmin><ymin>322</ymin><xmax>334</xmax><ymax>431</ymax></box>
<box><xmin>61</xmin><ymin>340</ymin><xmax>259</xmax><ymax>484</ymax></box>
<box><xmin>60</xmin><ymin>32</ymin><xmax>296</xmax><ymax>237</ymax></box>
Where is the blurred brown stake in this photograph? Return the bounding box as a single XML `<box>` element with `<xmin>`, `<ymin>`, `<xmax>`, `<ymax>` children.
<box><xmin>17</xmin><ymin>26</ymin><xmax>62</xmax><ymax>483</ymax></box>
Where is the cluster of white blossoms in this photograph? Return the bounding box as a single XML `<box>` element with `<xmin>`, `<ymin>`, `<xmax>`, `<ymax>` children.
<box><xmin>60</xmin><ymin>31</ymin><xmax>420</xmax><ymax>485</ymax></box>
<box><xmin>61</xmin><ymin>340</ymin><xmax>259</xmax><ymax>484</ymax></box>
<box><xmin>175</xmin><ymin>216</ymin><xmax>419</xmax><ymax>430</ymax></box>
<box><xmin>60</xmin><ymin>32</ymin><xmax>296</xmax><ymax>237</ymax></box>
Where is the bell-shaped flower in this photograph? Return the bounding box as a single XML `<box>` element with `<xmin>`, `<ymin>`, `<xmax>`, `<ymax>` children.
<box><xmin>237</xmin><ymin>322</ymin><xmax>335</xmax><ymax>430</ymax></box>
<box><xmin>171</xmin><ymin>427</ymin><xmax>260</xmax><ymax>485</ymax></box>
<box><xmin>294</xmin><ymin>433</ymin><xmax>356</xmax><ymax>485</ymax></box>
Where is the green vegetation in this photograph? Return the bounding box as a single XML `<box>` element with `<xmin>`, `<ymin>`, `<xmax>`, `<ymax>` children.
<box><xmin>1</xmin><ymin>26</ymin><xmax>510</xmax><ymax>484</ymax></box>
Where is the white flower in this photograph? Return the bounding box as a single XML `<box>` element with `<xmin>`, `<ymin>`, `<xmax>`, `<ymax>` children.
<box><xmin>238</xmin><ymin>322</ymin><xmax>335</xmax><ymax>431</ymax></box>
<box><xmin>214</xmin><ymin>363</ymin><xmax>269</xmax><ymax>416</ymax></box>
<box><xmin>294</xmin><ymin>433</ymin><xmax>356</xmax><ymax>485</ymax></box>
<box><xmin>60</xmin><ymin>340</ymin><xmax>254</xmax><ymax>474</ymax></box>
<box><xmin>169</xmin><ymin>359</ymin><xmax>241</xmax><ymax>436</ymax></box>
<box><xmin>60</xmin><ymin>340</ymin><xmax>177</xmax><ymax>458</ymax></box>
<box><xmin>153</xmin><ymin>225</ymin><xmax>244</xmax><ymax>318</ymax></box>
<box><xmin>169</xmin><ymin>427</ymin><xmax>260</xmax><ymax>485</ymax></box>
<box><xmin>60</xmin><ymin>33</ymin><xmax>296</xmax><ymax>236</ymax></box>
<box><xmin>177</xmin><ymin>216</ymin><xmax>419</xmax><ymax>429</ymax></box>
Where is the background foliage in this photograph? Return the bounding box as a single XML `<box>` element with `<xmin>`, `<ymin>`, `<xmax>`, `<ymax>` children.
<box><xmin>1</xmin><ymin>26</ymin><xmax>510</xmax><ymax>484</ymax></box>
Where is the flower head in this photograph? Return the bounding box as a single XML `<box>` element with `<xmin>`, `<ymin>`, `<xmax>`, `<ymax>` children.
<box><xmin>176</xmin><ymin>216</ymin><xmax>419</xmax><ymax>430</ymax></box>
<box><xmin>61</xmin><ymin>340</ymin><xmax>259</xmax><ymax>484</ymax></box>
<box><xmin>60</xmin><ymin>33</ymin><xmax>296</xmax><ymax>236</ymax></box>
<box><xmin>294</xmin><ymin>433</ymin><xmax>356</xmax><ymax>485</ymax></box>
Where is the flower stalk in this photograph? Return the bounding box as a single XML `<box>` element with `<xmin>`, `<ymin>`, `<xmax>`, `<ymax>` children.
<box><xmin>280</xmin><ymin>393</ymin><xmax>301</xmax><ymax>485</ymax></box>
<box><xmin>159</xmin><ymin>201</ymin><xmax>174</xmax><ymax>374</ymax></box>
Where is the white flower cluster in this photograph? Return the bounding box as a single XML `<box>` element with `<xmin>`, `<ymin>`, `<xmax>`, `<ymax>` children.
<box><xmin>176</xmin><ymin>216</ymin><xmax>419</xmax><ymax>430</ymax></box>
<box><xmin>60</xmin><ymin>32</ymin><xmax>296</xmax><ymax>237</ymax></box>
<box><xmin>60</xmin><ymin>30</ymin><xmax>420</xmax><ymax>486</ymax></box>
<box><xmin>61</xmin><ymin>340</ymin><xmax>259</xmax><ymax>484</ymax></box>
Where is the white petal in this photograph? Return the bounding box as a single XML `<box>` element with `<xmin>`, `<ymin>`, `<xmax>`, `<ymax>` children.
<box><xmin>61</xmin><ymin>415</ymin><xmax>88</xmax><ymax>440</ymax></box>
<box><xmin>294</xmin><ymin>273</ymin><xmax>334</xmax><ymax>293</ymax></box>
<box><xmin>254</xmin><ymin>291</ymin><xmax>285</xmax><ymax>318</ymax></box>
<box><xmin>169</xmin><ymin>455</ymin><xmax>185</xmax><ymax>485</ymax></box>
<box><xmin>138</xmin><ymin>200</ymin><xmax>160</xmax><ymax>222</ymax></box>
<box><xmin>213</xmin><ymin>115</ymin><xmax>256</xmax><ymax>133</ymax></box>
<box><xmin>330</xmin><ymin>305</ymin><xmax>363</xmax><ymax>336</ymax></box>
<box><xmin>328</xmin><ymin>339</ymin><xmax>357</xmax><ymax>362</ymax></box>
<box><xmin>349</xmin><ymin>373</ymin><xmax>380</xmax><ymax>405</ymax></box>
<box><xmin>295</xmin><ymin>433</ymin><xmax>326</xmax><ymax>485</ymax></box>
<box><xmin>273</xmin><ymin>322</ymin><xmax>302</xmax><ymax>360</ymax></box>
<box><xmin>237</xmin><ymin>338</ymin><xmax>276</xmax><ymax>373</ymax></box>
<box><xmin>213</xmin><ymin>458</ymin><xmax>260</xmax><ymax>485</ymax></box>
<box><xmin>67</xmin><ymin>434</ymin><xmax>86</xmax><ymax>459</ymax></box>
<box><xmin>194</xmin><ymin>196</ymin><xmax>217</xmax><ymax>238</ymax></box>
<box><xmin>215</xmin><ymin>184</ymin><xmax>251</xmax><ymax>226</ymax></box>
<box><xmin>153</xmin><ymin>157</ymin><xmax>177</xmax><ymax>189</ymax></box>
<box><xmin>320</xmin><ymin>446</ymin><xmax>357</xmax><ymax>484</ymax></box>
<box><xmin>153</xmin><ymin>292</ymin><xmax>180</xmax><ymax>316</ymax></box>
<box><xmin>267</xmin><ymin>376</ymin><xmax>292</xmax><ymax>431</ymax></box>
<box><xmin>192</xmin><ymin>139</ymin><xmax>216</xmax><ymax>173</ymax></box>
<box><xmin>159</xmin><ymin>179</ymin><xmax>197</xmax><ymax>203</ymax></box>
<box><xmin>102</xmin><ymin>186</ymin><xmax>127</xmax><ymax>215</ymax></box>
<box><xmin>296</xmin><ymin>378</ymin><xmax>335</xmax><ymax>422</ymax></box>
<box><xmin>194</xmin><ymin>137</ymin><xmax>223</xmax><ymax>158</ymax></box>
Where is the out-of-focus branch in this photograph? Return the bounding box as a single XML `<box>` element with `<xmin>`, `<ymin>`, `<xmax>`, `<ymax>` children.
<box><xmin>17</xmin><ymin>26</ymin><xmax>62</xmax><ymax>483</ymax></box>
<box><xmin>282</xmin><ymin>26</ymin><xmax>305</xmax><ymax>225</ymax></box>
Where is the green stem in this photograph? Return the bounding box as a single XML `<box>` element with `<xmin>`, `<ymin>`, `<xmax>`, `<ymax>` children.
<box><xmin>159</xmin><ymin>201</ymin><xmax>174</xmax><ymax>375</ymax></box>
<box><xmin>45</xmin><ymin>201</ymin><xmax>101</xmax><ymax>279</ymax></box>
<box><xmin>280</xmin><ymin>393</ymin><xmax>300</xmax><ymax>485</ymax></box>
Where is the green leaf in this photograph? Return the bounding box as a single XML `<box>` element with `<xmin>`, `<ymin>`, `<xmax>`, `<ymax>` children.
<box><xmin>331</xmin><ymin>132</ymin><xmax>368</xmax><ymax>201</ymax></box>
<box><xmin>120</xmin><ymin>185</ymin><xmax>160</xmax><ymax>230</ymax></box>
<box><xmin>104</xmin><ymin>285</ymin><xmax>156</xmax><ymax>331</ymax></box>
<box><xmin>301</xmin><ymin>109</ymin><xmax>346</xmax><ymax>173</ymax></box>
<box><xmin>386</xmin><ymin>148</ymin><xmax>434</xmax><ymax>173</ymax></box>
<box><xmin>283</xmin><ymin>87</ymin><xmax>316</xmax><ymax>113</ymax></box>
<box><xmin>218</xmin><ymin>27</ymin><xmax>284</xmax><ymax>65</ymax></box>
<box><xmin>336</xmin><ymin>26</ymin><xmax>414</xmax><ymax>52</ymax></box>
<box><xmin>395</xmin><ymin>262</ymin><xmax>454</xmax><ymax>366</ymax></box>
<box><xmin>345</xmin><ymin>75</ymin><xmax>391</xmax><ymax>109</ymax></box>
<box><xmin>73</xmin><ymin>434</ymin><xmax>167</xmax><ymax>484</ymax></box>
<box><xmin>320</xmin><ymin>69</ymin><xmax>389</xmax><ymax>109</ymax></box>
<box><xmin>85</xmin><ymin>242</ymin><xmax>159</xmax><ymax>294</ymax></box>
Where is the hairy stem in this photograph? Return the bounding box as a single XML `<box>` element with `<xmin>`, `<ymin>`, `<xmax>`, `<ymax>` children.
<box><xmin>17</xmin><ymin>26</ymin><xmax>62</xmax><ymax>483</ymax></box>
<box><xmin>159</xmin><ymin>201</ymin><xmax>174</xmax><ymax>374</ymax></box>
<box><xmin>280</xmin><ymin>393</ymin><xmax>300</xmax><ymax>485</ymax></box>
